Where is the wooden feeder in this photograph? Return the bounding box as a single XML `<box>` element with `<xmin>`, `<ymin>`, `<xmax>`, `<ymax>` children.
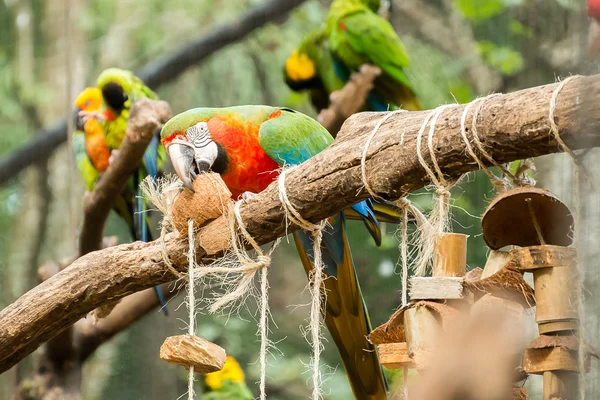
<box><xmin>523</xmin><ymin>335</ymin><xmax>599</xmax><ymax>400</ymax></box>
<box><xmin>481</xmin><ymin>187</ymin><xmax>573</xmax><ymax>250</ymax></box>
<box><xmin>160</xmin><ymin>334</ymin><xmax>227</xmax><ymax>374</ymax></box>
<box><xmin>511</xmin><ymin>246</ymin><xmax>578</xmax><ymax>334</ymax></box>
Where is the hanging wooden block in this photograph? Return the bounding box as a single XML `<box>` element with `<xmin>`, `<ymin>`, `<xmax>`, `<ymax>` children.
<box><xmin>481</xmin><ymin>187</ymin><xmax>573</xmax><ymax>250</ymax></box>
<box><xmin>404</xmin><ymin>302</ymin><xmax>457</xmax><ymax>370</ymax></box>
<box><xmin>409</xmin><ymin>233</ymin><xmax>467</xmax><ymax>301</ymax></box>
<box><xmin>369</xmin><ymin>306</ymin><xmax>415</xmax><ymax>370</ymax></box>
<box><xmin>160</xmin><ymin>334</ymin><xmax>227</xmax><ymax>374</ymax></box>
<box><xmin>377</xmin><ymin>342</ymin><xmax>416</xmax><ymax>369</ymax></box>
<box><xmin>511</xmin><ymin>246</ymin><xmax>578</xmax><ymax>334</ymax></box>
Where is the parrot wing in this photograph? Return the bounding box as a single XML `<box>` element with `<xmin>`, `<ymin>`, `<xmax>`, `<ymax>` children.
<box><xmin>341</xmin><ymin>11</ymin><xmax>412</xmax><ymax>88</ymax></box>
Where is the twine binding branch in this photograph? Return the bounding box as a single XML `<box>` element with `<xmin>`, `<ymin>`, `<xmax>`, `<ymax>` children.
<box><xmin>414</xmin><ymin>104</ymin><xmax>462</xmax><ymax>276</ymax></box>
<box><xmin>360</xmin><ymin>110</ymin><xmax>429</xmax><ymax>306</ymax></box>
<box><xmin>277</xmin><ymin>167</ymin><xmax>328</xmax><ymax>400</ymax></box>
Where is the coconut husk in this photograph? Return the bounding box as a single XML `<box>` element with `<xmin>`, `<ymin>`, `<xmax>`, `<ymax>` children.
<box><xmin>465</xmin><ymin>261</ymin><xmax>535</xmax><ymax>309</ymax></box>
<box><xmin>171</xmin><ymin>173</ymin><xmax>232</xmax><ymax>237</ymax></box>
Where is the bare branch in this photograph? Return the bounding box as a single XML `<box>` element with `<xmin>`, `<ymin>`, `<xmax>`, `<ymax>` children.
<box><xmin>0</xmin><ymin>0</ymin><xmax>308</xmax><ymax>187</ymax></box>
<box><xmin>318</xmin><ymin>64</ymin><xmax>381</xmax><ymax>136</ymax></box>
<box><xmin>1</xmin><ymin>75</ymin><xmax>599</xmax><ymax>373</ymax></box>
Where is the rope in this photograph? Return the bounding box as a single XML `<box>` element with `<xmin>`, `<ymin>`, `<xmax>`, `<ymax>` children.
<box><xmin>187</xmin><ymin>219</ymin><xmax>196</xmax><ymax>399</ymax></box>
<box><xmin>277</xmin><ymin>167</ymin><xmax>327</xmax><ymax>400</ymax></box>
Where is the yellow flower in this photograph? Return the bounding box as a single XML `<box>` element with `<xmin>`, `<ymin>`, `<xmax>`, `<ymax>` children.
<box><xmin>205</xmin><ymin>356</ymin><xmax>246</xmax><ymax>390</ymax></box>
<box><xmin>285</xmin><ymin>50</ymin><xmax>316</xmax><ymax>82</ymax></box>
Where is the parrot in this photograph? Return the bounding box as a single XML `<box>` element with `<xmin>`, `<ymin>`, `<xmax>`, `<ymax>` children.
<box><xmin>73</xmin><ymin>87</ymin><xmax>103</xmax><ymax>192</ymax></box>
<box><xmin>202</xmin><ymin>356</ymin><xmax>253</xmax><ymax>400</ymax></box>
<box><xmin>326</xmin><ymin>0</ymin><xmax>421</xmax><ymax>111</ymax></box>
<box><xmin>73</xmin><ymin>72</ymin><xmax>169</xmax><ymax>315</ymax></box>
<box><xmin>161</xmin><ymin>105</ymin><xmax>392</xmax><ymax>399</ymax></box>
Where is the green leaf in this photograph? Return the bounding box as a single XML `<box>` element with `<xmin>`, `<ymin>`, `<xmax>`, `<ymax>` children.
<box><xmin>477</xmin><ymin>41</ymin><xmax>524</xmax><ymax>76</ymax></box>
<box><xmin>455</xmin><ymin>0</ymin><xmax>505</xmax><ymax>22</ymax></box>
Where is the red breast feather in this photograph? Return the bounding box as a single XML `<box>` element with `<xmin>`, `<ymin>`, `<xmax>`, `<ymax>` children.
<box><xmin>207</xmin><ymin>114</ymin><xmax>280</xmax><ymax>198</ymax></box>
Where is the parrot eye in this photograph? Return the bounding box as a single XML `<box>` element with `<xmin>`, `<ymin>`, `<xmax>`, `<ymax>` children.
<box><xmin>186</xmin><ymin>122</ymin><xmax>212</xmax><ymax>149</ymax></box>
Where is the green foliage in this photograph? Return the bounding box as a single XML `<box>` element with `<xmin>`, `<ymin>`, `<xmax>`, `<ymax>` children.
<box><xmin>477</xmin><ymin>40</ymin><xmax>524</xmax><ymax>76</ymax></box>
<box><xmin>455</xmin><ymin>0</ymin><xmax>505</xmax><ymax>22</ymax></box>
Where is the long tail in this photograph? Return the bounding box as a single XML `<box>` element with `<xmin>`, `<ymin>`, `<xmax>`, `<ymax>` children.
<box><xmin>293</xmin><ymin>213</ymin><xmax>387</xmax><ymax>400</ymax></box>
<box><xmin>132</xmin><ymin>131</ymin><xmax>169</xmax><ymax>316</ymax></box>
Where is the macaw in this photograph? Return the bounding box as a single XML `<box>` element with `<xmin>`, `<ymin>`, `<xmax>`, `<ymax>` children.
<box><xmin>73</xmin><ymin>82</ymin><xmax>168</xmax><ymax>316</ymax></box>
<box><xmin>326</xmin><ymin>0</ymin><xmax>421</xmax><ymax>111</ymax></box>
<box><xmin>202</xmin><ymin>356</ymin><xmax>253</xmax><ymax>400</ymax></box>
<box><xmin>161</xmin><ymin>105</ymin><xmax>391</xmax><ymax>399</ymax></box>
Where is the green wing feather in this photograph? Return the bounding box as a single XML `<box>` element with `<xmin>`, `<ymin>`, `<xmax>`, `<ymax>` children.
<box><xmin>327</xmin><ymin>0</ymin><xmax>421</xmax><ymax>110</ymax></box>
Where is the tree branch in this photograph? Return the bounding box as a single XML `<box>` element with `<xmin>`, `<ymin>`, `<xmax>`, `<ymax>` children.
<box><xmin>318</xmin><ymin>64</ymin><xmax>381</xmax><ymax>136</ymax></box>
<box><xmin>1</xmin><ymin>74</ymin><xmax>599</xmax><ymax>373</ymax></box>
<box><xmin>79</xmin><ymin>99</ymin><xmax>171</xmax><ymax>255</ymax></box>
<box><xmin>0</xmin><ymin>0</ymin><xmax>308</xmax><ymax>187</ymax></box>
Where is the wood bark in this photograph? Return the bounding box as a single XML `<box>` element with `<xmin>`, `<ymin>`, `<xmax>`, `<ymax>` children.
<box><xmin>1</xmin><ymin>74</ymin><xmax>600</xmax><ymax>373</ymax></box>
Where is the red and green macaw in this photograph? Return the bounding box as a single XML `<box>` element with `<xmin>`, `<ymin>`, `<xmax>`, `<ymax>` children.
<box><xmin>73</xmin><ymin>71</ymin><xmax>168</xmax><ymax>315</ymax></box>
<box><xmin>325</xmin><ymin>0</ymin><xmax>421</xmax><ymax>111</ymax></box>
<box><xmin>161</xmin><ymin>105</ymin><xmax>392</xmax><ymax>399</ymax></box>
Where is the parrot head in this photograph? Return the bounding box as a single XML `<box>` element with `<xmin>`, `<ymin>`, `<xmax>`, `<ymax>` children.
<box><xmin>73</xmin><ymin>87</ymin><xmax>102</xmax><ymax>131</ymax></box>
<box><xmin>160</xmin><ymin>108</ymin><xmax>229</xmax><ymax>190</ymax></box>
<box><xmin>284</xmin><ymin>49</ymin><xmax>318</xmax><ymax>90</ymax></box>
<box><xmin>284</xmin><ymin>28</ymin><xmax>328</xmax><ymax>91</ymax></box>
<box><xmin>97</xmin><ymin>68</ymin><xmax>134</xmax><ymax>117</ymax></box>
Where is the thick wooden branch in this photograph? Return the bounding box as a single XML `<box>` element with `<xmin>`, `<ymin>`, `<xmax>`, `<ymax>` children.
<box><xmin>1</xmin><ymin>75</ymin><xmax>599</xmax><ymax>373</ymax></box>
<box><xmin>78</xmin><ymin>99</ymin><xmax>171</xmax><ymax>255</ymax></box>
<box><xmin>0</xmin><ymin>0</ymin><xmax>308</xmax><ymax>187</ymax></box>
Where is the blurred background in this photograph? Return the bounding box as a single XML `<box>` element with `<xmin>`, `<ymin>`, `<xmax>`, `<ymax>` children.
<box><xmin>0</xmin><ymin>0</ymin><xmax>599</xmax><ymax>399</ymax></box>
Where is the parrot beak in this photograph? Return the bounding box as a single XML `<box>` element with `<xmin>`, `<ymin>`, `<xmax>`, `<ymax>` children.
<box><xmin>168</xmin><ymin>142</ymin><xmax>196</xmax><ymax>191</ymax></box>
<box><xmin>73</xmin><ymin>107</ymin><xmax>84</xmax><ymax>131</ymax></box>
<box><xmin>167</xmin><ymin>134</ymin><xmax>219</xmax><ymax>192</ymax></box>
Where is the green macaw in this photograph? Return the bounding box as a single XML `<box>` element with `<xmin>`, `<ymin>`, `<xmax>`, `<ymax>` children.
<box><xmin>326</xmin><ymin>0</ymin><xmax>421</xmax><ymax>111</ymax></box>
<box><xmin>161</xmin><ymin>105</ymin><xmax>391</xmax><ymax>399</ymax></box>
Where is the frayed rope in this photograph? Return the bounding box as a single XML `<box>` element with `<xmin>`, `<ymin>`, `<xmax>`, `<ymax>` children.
<box><xmin>278</xmin><ymin>167</ymin><xmax>327</xmax><ymax>400</ymax></box>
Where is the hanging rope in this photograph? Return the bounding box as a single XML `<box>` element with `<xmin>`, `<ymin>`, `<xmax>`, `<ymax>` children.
<box><xmin>277</xmin><ymin>167</ymin><xmax>327</xmax><ymax>400</ymax></box>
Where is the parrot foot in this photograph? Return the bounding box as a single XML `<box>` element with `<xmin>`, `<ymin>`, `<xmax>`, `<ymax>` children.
<box><xmin>109</xmin><ymin>150</ymin><xmax>120</xmax><ymax>166</ymax></box>
<box><xmin>240</xmin><ymin>191</ymin><xmax>257</xmax><ymax>203</ymax></box>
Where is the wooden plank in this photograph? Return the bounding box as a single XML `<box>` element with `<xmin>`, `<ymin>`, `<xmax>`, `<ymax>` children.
<box><xmin>511</xmin><ymin>245</ymin><xmax>576</xmax><ymax>271</ymax></box>
<box><xmin>409</xmin><ymin>277</ymin><xmax>464</xmax><ymax>300</ymax></box>
<box><xmin>377</xmin><ymin>342</ymin><xmax>416</xmax><ymax>369</ymax></box>
<box><xmin>523</xmin><ymin>346</ymin><xmax>579</xmax><ymax>374</ymax></box>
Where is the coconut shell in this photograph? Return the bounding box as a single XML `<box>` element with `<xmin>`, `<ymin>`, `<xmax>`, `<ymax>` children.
<box><xmin>171</xmin><ymin>173</ymin><xmax>232</xmax><ymax>236</ymax></box>
<box><xmin>481</xmin><ymin>187</ymin><xmax>573</xmax><ymax>250</ymax></box>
